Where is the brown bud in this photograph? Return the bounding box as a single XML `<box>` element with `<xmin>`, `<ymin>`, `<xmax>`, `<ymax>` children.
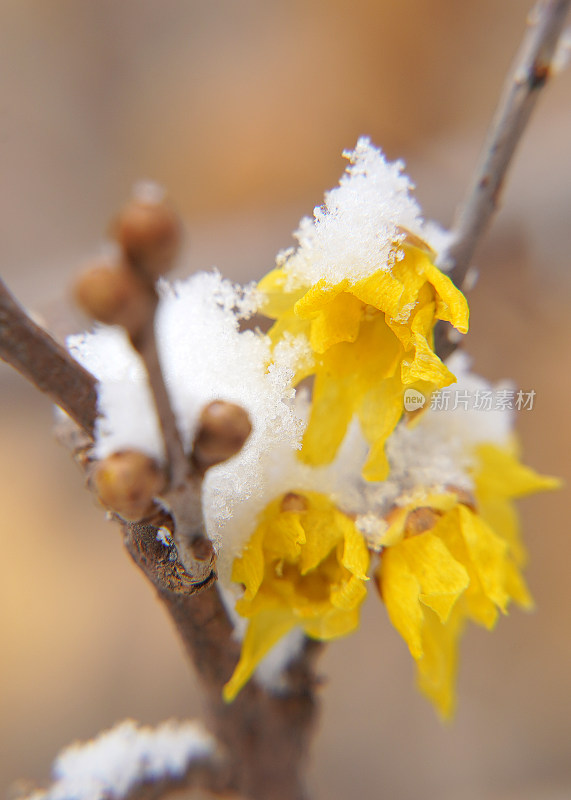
<box><xmin>280</xmin><ymin>492</ymin><xmax>308</xmax><ymax>513</ymax></box>
<box><xmin>404</xmin><ymin>506</ymin><xmax>442</xmax><ymax>537</ymax></box>
<box><xmin>113</xmin><ymin>183</ymin><xmax>182</xmax><ymax>279</ymax></box>
<box><xmin>445</xmin><ymin>484</ymin><xmax>477</xmax><ymax>511</ymax></box>
<box><xmin>192</xmin><ymin>401</ymin><xmax>252</xmax><ymax>472</ymax></box>
<box><xmin>73</xmin><ymin>258</ymin><xmax>155</xmax><ymax>337</ymax></box>
<box><xmin>394</xmin><ymin>226</ymin><xmax>436</xmax><ymax>258</ymax></box>
<box><xmin>93</xmin><ymin>450</ymin><xmax>167</xmax><ymax>521</ymax></box>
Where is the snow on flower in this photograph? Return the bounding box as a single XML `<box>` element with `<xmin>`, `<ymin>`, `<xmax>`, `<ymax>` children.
<box><xmin>257</xmin><ymin>137</ymin><xmax>469</xmax><ymax>480</ymax></box>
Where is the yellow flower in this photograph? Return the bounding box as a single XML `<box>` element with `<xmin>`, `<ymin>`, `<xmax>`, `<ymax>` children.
<box><xmin>259</xmin><ymin>241</ymin><xmax>469</xmax><ymax>480</ymax></box>
<box><xmin>376</xmin><ymin>444</ymin><xmax>559</xmax><ymax>718</ymax></box>
<box><xmin>223</xmin><ymin>491</ymin><xmax>370</xmax><ymax>702</ymax></box>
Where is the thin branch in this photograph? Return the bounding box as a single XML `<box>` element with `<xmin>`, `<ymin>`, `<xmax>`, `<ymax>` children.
<box><xmin>442</xmin><ymin>0</ymin><xmax>570</xmax><ymax>288</ymax></box>
<box><xmin>0</xmin><ymin>276</ymin><xmax>98</xmax><ymax>436</ymax></box>
<box><xmin>131</xmin><ymin>313</ymin><xmax>217</xmax><ymax>586</ymax></box>
<box><xmin>131</xmin><ymin>314</ymin><xmax>189</xmax><ymax>490</ymax></box>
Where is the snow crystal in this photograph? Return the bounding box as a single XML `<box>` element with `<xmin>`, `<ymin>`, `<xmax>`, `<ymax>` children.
<box><xmin>278</xmin><ymin>137</ymin><xmax>424</xmax><ymax>290</ymax></box>
<box><xmin>31</xmin><ymin>720</ymin><xmax>214</xmax><ymax>800</ymax></box>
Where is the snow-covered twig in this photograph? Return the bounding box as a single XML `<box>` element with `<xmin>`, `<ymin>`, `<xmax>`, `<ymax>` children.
<box><xmin>21</xmin><ymin>720</ymin><xmax>227</xmax><ymax>800</ymax></box>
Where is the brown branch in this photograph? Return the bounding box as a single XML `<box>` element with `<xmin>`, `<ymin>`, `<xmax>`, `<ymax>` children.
<box><xmin>130</xmin><ymin>310</ymin><xmax>217</xmax><ymax>586</ymax></box>
<box><xmin>124</xmin><ymin>518</ymin><xmax>322</xmax><ymax>800</ymax></box>
<box><xmin>0</xmin><ymin>276</ymin><xmax>98</xmax><ymax>436</ymax></box>
<box><xmin>435</xmin><ymin>0</ymin><xmax>570</xmax><ymax>358</ymax></box>
<box><xmin>443</xmin><ymin>0</ymin><xmax>570</xmax><ymax>285</ymax></box>
<box><xmin>131</xmin><ymin>313</ymin><xmax>190</xmax><ymax>490</ymax></box>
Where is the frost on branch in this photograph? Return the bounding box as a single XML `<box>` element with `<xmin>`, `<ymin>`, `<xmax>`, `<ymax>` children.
<box><xmin>26</xmin><ymin>720</ymin><xmax>216</xmax><ymax>800</ymax></box>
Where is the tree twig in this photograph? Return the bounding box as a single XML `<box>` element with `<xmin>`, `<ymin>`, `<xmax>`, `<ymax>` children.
<box><xmin>441</xmin><ymin>0</ymin><xmax>570</xmax><ymax>288</ymax></box>
<box><xmin>124</xmin><ymin>517</ymin><xmax>322</xmax><ymax>800</ymax></box>
<box><xmin>131</xmin><ymin>313</ymin><xmax>190</xmax><ymax>491</ymax></box>
<box><xmin>0</xmin><ymin>276</ymin><xmax>98</xmax><ymax>436</ymax></box>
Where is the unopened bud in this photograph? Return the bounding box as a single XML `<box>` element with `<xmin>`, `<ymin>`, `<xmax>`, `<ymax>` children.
<box><xmin>280</xmin><ymin>492</ymin><xmax>308</xmax><ymax>513</ymax></box>
<box><xmin>445</xmin><ymin>485</ymin><xmax>476</xmax><ymax>511</ymax></box>
<box><xmin>113</xmin><ymin>183</ymin><xmax>182</xmax><ymax>279</ymax></box>
<box><xmin>93</xmin><ymin>450</ymin><xmax>166</xmax><ymax>521</ymax></box>
<box><xmin>404</xmin><ymin>506</ymin><xmax>441</xmax><ymax>536</ymax></box>
<box><xmin>73</xmin><ymin>258</ymin><xmax>155</xmax><ymax>337</ymax></box>
<box><xmin>192</xmin><ymin>400</ymin><xmax>252</xmax><ymax>472</ymax></box>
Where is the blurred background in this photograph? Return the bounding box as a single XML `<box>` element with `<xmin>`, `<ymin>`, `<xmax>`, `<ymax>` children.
<box><xmin>0</xmin><ymin>1</ymin><xmax>570</xmax><ymax>798</ymax></box>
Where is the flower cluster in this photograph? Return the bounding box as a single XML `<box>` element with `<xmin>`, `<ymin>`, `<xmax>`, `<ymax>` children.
<box><xmin>71</xmin><ymin>139</ymin><xmax>558</xmax><ymax>717</ymax></box>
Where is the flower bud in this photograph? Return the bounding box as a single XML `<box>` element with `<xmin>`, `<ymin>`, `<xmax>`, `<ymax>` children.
<box><xmin>73</xmin><ymin>258</ymin><xmax>155</xmax><ymax>337</ymax></box>
<box><xmin>192</xmin><ymin>401</ymin><xmax>252</xmax><ymax>472</ymax></box>
<box><xmin>280</xmin><ymin>492</ymin><xmax>308</xmax><ymax>513</ymax></box>
<box><xmin>93</xmin><ymin>450</ymin><xmax>166</xmax><ymax>521</ymax></box>
<box><xmin>404</xmin><ymin>507</ymin><xmax>441</xmax><ymax>536</ymax></box>
<box><xmin>112</xmin><ymin>183</ymin><xmax>182</xmax><ymax>280</ymax></box>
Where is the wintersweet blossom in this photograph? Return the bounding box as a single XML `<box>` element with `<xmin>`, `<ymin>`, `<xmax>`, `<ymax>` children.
<box><xmin>67</xmin><ymin>151</ymin><xmax>556</xmax><ymax>718</ymax></box>
<box><xmin>257</xmin><ymin>138</ymin><xmax>469</xmax><ymax>480</ymax></box>
<box><xmin>223</xmin><ymin>491</ymin><xmax>369</xmax><ymax>701</ymax></box>
<box><xmin>367</xmin><ymin>360</ymin><xmax>560</xmax><ymax>717</ymax></box>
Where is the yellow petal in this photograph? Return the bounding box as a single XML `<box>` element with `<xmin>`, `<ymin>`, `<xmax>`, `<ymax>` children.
<box><xmin>402</xmin><ymin>532</ymin><xmax>469</xmax><ymax>623</ymax></box>
<box><xmin>232</xmin><ymin>528</ymin><xmax>265</xmax><ymax>602</ymax></box>
<box><xmin>378</xmin><ymin>507</ymin><xmax>408</xmax><ymax>547</ymax></box>
<box><xmin>257</xmin><ymin>268</ymin><xmax>306</xmax><ymax>317</ymax></box>
<box><xmin>359</xmin><ymin>375</ymin><xmax>404</xmax><ymax>481</ymax></box>
<box><xmin>308</xmin><ymin>292</ymin><xmax>364</xmax><ymax>353</ymax></box>
<box><xmin>477</xmin><ymin>496</ymin><xmax>527</xmax><ymax>566</ymax></box>
<box><xmin>304</xmin><ymin>605</ymin><xmax>361</xmax><ymax>640</ymax></box>
<box><xmin>294</xmin><ymin>278</ymin><xmax>346</xmax><ymax>317</ymax></box>
<box><xmin>503</xmin><ymin>560</ymin><xmax>534</xmax><ymax>610</ymax></box>
<box><xmin>223</xmin><ymin>607</ymin><xmax>297</xmax><ymax>702</ymax></box>
<box><xmin>300</xmin><ymin>370</ymin><xmax>354</xmax><ymax>465</ymax></box>
<box><xmin>416</xmin><ymin>606</ymin><xmax>465</xmax><ymax>720</ymax></box>
<box><xmin>260</xmin><ymin>513</ymin><xmax>306</xmax><ymax>561</ymax></box>
<box><xmin>432</xmin><ymin>508</ymin><xmax>498</xmax><ymax>629</ymax></box>
<box><xmin>330</xmin><ymin>574</ymin><xmax>368</xmax><ymax>611</ymax></box>
<box><xmin>419</xmin><ymin>256</ymin><xmax>469</xmax><ymax>334</ymax></box>
<box><xmin>475</xmin><ymin>443</ymin><xmax>561</xmax><ymax>501</ymax></box>
<box><xmin>380</xmin><ymin>546</ymin><xmax>424</xmax><ymax>659</ymax></box>
<box><xmin>298</xmin><ymin>506</ymin><xmax>345</xmax><ymax>575</ymax></box>
<box><xmin>351</xmin><ymin>268</ymin><xmax>412</xmax><ymax>319</ymax></box>
<box><xmin>457</xmin><ymin>506</ymin><xmax>509</xmax><ymax>613</ymax></box>
<box><xmin>340</xmin><ymin>516</ymin><xmax>371</xmax><ymax>580</ymax></box>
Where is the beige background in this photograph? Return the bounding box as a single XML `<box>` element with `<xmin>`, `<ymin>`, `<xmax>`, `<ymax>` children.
<box><xmin>0</xmin><ymin>1</ymin><xmax>570</xmax><ymax>799</ymax></box>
